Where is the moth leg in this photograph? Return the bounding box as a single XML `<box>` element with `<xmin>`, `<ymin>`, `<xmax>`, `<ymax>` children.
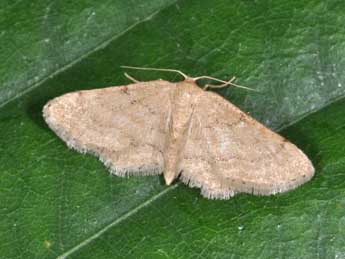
<box><xmin>203</xmin><ymin>77</ymin><xmax>236</xmax><ymax>90</ymax></box>
<box><xmin>124</xmin><ymin>72</ymin><xmax>140</xmax><ymax>83</ymax></box>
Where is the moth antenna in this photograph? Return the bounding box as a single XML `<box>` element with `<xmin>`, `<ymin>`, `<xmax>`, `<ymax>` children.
<box><xmin>203</xmin><ymin>76</ymin><xmax>236</xmax><ymax>90</ymax></box>
<box><xmin>124</xmin><ymin>72</ymin><xmax>140</xmax><ymax>83</ymax></box>
<box><xmin>121</xmin><ymin>66</ymin><xmax>257</xmax><ymax>92</ymax></box>
<box><xmin>121</xmin><ymin>65</ymin><xmax>190</xmax><ymax>80</ymax></box>
<box><xmin>195</xmin><ymin>75</ymin><xmax>257</xmax><ymax>92</ymax></box>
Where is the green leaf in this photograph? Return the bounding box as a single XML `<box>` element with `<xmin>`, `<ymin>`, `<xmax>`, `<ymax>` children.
<box><xmin>1</xmin><ymin>1</ymin><xmax>345</xmax><ymax>258</ymax></box>
<box><xmin>0</xmin><ymin>0</ymin><xmax>177</xmax><ymax>105</ymax></box>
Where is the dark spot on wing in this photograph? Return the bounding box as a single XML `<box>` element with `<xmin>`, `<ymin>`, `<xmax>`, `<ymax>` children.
<box><xmin>121</xmin><ymin>86</ymin><xmax>130</xmax><ymax>95</ymax></box>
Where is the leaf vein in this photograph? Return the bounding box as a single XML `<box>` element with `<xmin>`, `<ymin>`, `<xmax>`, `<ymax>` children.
<box><xmin>56</xmin><ymin>184</ymin><xmax>178</xmax><ymax>259</ymax></box>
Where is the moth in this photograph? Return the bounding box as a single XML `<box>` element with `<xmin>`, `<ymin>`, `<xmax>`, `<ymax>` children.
<box><xmin>43</xmin><ymin>66</ymin><xmax>314</xmax><ymax>199</ymax></box>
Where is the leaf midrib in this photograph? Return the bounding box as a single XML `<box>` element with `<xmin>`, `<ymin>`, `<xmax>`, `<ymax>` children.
<box><xmin>56</xmin><ymin>185</ymin><xmax>178</xmax><ymax>259</ymax></box>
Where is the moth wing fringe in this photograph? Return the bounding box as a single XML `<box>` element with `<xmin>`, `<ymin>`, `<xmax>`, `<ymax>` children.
<box><xmin>180</xmin><ymin>173</ymin><xmax>236</xmax><ymax>200</ymax></box>
<box><xmin>179</xmin><ymin>169</ymin><xmax>314</xmax><ymax>199</ymax></box>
